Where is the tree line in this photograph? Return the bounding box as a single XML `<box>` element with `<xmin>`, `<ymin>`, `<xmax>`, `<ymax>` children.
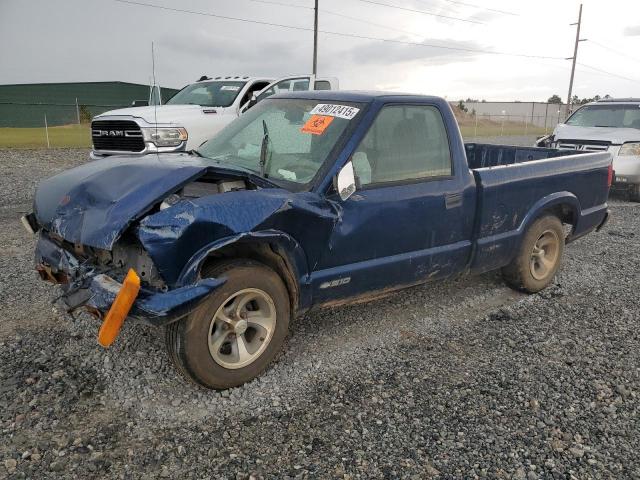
<box><xmin>547</xmin><ymin>94</ymin><xmax>612</xmax><ymax>105</ymax></box>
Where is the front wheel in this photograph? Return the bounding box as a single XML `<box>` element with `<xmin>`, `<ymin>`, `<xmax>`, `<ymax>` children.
<box><xmin>166</xmin><ymin>260</ymin><xmax>290</xmax><ymax>389</ymax></box>
<box><xmin>502</xmin><ymin>215</ymin><xmax>565</xmax><ymax>293</ymax></box>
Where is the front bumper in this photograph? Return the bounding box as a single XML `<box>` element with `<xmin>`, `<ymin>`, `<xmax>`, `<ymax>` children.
<box><xmin>79</xmin><ymin>274</ymin><xmax>222</xmax><ymax>327</ymax></box>
<box><xmin>35</xmin><ymin>234</ymin><xmax>223</xmax><ymax>327</ymax></box>
<box><xmin>90</xmin><ymin>141</ymin><xmax>187</xmax><ymax>160</ymax></box>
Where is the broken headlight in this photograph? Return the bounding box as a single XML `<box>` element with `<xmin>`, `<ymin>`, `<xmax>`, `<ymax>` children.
<box><xmin>112</xmin><ymin>242</ymin><xmax>165</xmax><ymax>289</ymax></box>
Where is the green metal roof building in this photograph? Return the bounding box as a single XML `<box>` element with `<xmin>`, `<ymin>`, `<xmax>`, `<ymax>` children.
<box><xmin>0</xmin><ymin>81</ymin><xmax>179</xmax><ymax>127</ymax></box>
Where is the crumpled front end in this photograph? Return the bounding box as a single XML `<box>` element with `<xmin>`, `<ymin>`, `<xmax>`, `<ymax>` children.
<box><xmin>35</xmin><ymin>232</ymin><xmax>224</xmax><ymax>327</ymax></box>
<box><xmin>29</xmin><ymin>151</ymin><xmax>338</xmax><ymax>331</ymax></box>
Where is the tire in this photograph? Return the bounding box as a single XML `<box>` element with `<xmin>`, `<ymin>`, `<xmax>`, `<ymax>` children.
<box><xmin>502</xmin><ymin>215</ymin><xmax>565</xmax><ymax>293</ymax></box>
<box><xmin>166</xmin><ymin>259</ymin><xmax>290</xmax><ymax>389</ymax></box>
<box><xmin>630</xmin><ymin>185</ymin><xmax>640</xmax><ymax>203</ymax></box>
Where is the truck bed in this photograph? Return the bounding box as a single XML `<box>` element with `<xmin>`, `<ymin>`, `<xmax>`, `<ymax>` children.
<box><xmin>464</xmin><ymin>143</ymin><xmax>611</xmax><ymax>274</ymax></box>
<box><xmin>464</xmin><ymin>143</ymin><xmax>583</xmax><ymax>169</ymax></box>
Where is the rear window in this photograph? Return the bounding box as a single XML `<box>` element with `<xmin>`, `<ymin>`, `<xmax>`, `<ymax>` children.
<box><xmin>314</xmin><ymin>80</ymin><xmax>332</xmax><ymax>90</ymax></box>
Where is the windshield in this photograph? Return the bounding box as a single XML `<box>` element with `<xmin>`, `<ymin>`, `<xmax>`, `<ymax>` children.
<box><xmin>198</xmin><ymin>98</ymin><xmax>363</xmax><ymax>185</ymax></box>
<box><xmin>166</xmin><ymin>81</ymin><xmax>246</xmax><ymax>107</ymax></box>
<box><xmin>566</xmin><ymin>104</ymin><xmax>640</xmax><ymax>129</ymax></box>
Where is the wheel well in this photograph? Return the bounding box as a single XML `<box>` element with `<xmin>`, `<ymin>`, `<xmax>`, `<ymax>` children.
<box><xmin>200</xmin><ymin>242</ymin><xmax>299</xmax><ymax>314</ymax></box>
<box><xmin>543</xmin><ymin>203</ymin><xmax>577</xmax><ymax>236</ymax></box>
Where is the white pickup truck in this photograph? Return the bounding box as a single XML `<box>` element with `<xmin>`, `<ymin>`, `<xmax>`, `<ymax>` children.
<box><xmin>90</xmin><ymin>75</ymin><xmax>338</xmax><ymax>159</ymax></box>
<box><xmin>536</xmin><ymin>97</ymin><xmax>640</xmax><ymax>201</ymax></box>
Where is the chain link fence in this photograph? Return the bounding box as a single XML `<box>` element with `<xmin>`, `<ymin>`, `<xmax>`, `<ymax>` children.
<box><xmin>0</xmin><ymin>98</ymin><xmax>571</xmax><ymax>149</ymax></box>
<box><xmin>0</xmin><ymin>103</ymin><xmax>131</xmax><ymax>148</ymax></box>
<box><xmin>455</xmin><ymin>101</ymin><xmax>570</xmax><ymax>146</ymax></box>
<box><xmin>458</xmin><ymin>113</ymin><xmax>563</xmax><ymax>144</ymax></box>
<box><xmin>0</xmin><ymin>82</ymin><xmax>178</xmax><ymax>149</ymax></box>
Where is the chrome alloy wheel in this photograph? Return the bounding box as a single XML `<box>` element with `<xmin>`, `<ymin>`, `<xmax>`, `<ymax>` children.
<box><xmin>530</xmin><ymin>229</ymin><xmax>560</xmax><ymax>281</ymax></box>
<box><xmin>208</xmin><ymin>288</ymin><xmax>277</xmax><ymax>369</ymax></box>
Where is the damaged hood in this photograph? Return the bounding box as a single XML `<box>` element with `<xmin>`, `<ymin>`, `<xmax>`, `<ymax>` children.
<box><xmin>138</xmin><ymin>188</ymin><xmax>338</xmax><ymax>287</ymax></box>
<box><xmin>33</xmin><ymin>153</ymin><xmax>263</xmax><ymax>249</ymax></box>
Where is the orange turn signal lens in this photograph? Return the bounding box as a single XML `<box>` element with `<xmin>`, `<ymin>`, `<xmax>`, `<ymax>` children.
<box><xmin>97</xmin><ymin>269</ymin><xmax>141</xmax><ymax>347</ymax></box>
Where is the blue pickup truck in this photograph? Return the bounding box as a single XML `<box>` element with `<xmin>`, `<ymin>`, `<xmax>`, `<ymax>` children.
<box><xmin>26</xmin><ymin>91</ymin><xmax>612</xmax><ymax>389</ymax></box>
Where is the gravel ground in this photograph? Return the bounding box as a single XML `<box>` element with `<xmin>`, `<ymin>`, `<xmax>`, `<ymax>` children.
<box><xmin>1</xmin><ymin>148</ymin><xmax>638</xmax><ymax>479</ymax></box>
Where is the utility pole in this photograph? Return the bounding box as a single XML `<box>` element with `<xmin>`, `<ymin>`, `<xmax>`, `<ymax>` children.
<box><xmin>566</xmin><ymin>4</ymin><xmax>586</xmax><ymax>117</ymax></box>
<box><xmin>312</xmin><ymin>0</ymin><xmax>318</xmax><ymax>75</ymax></box>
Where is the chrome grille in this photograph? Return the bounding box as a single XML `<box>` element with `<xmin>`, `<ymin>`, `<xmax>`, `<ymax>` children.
<box><xmin>91</xmin><ymin>120</ymin><xmax>144</xmax><ymax>152</ymax></box>
<box><xmin>557</xmin><ymin>140</ymin><xmax>610</xmax><ymax>152</ymax></box>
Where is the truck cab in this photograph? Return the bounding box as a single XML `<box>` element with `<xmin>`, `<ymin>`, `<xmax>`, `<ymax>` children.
<box><xmin>90</xmin><ymin>75</ymin><xmax>339</xmax><ymax>160</ymax></box>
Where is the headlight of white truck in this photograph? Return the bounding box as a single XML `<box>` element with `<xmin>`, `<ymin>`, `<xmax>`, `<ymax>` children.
<box><xmin>142</xmin><ymin>127</ymin><xmax>188</xmax><ymax>147</ymax></box>
<box><xmin>618</xmin><ymin>142</ymin><xmax>640</xmax><ymax>156</ymax></box>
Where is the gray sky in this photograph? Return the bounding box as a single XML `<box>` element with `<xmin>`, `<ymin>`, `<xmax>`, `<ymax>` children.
<box><xmin>1</xmin><ymin>0</ymin><xmax>640</xmax><ymax>101</ymax></box>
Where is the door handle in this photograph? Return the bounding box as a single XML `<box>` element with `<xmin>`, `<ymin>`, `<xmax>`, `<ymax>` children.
<box><xmin>445</xmin><ymin>192</ymin><xmax>463</xmax><ymax>209</ymax></box>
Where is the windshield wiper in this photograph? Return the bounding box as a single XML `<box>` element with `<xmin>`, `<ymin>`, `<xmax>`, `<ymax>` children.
<box><xmin>259</xmin><ymin>119</ymin><xmax>270</xmax><ymax>178</ymax></box>
<box><xmin>187</xmin><ymin>149</ymin><xmax>203</xmax><ymax>157</ymax></box>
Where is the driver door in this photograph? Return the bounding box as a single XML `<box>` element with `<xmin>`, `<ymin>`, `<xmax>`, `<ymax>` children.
<box><xmin>311</xmin><ymin>104</ymin><xmax>474</xmax><ymax>304</ymax></box>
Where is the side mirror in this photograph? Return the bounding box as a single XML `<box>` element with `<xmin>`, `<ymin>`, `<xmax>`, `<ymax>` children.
<box><xmin>334</xmin><ymin>161</ymin><xmax>356</xmax><ymax>201</ymax></box>
<box><xmin>240</xmin><ymin>94</ymin><xmax>258</xmax><ymax>114</ymax></box>
<box><xmin>131</xmin><ymin>100</ymin><xmax>149</xmax><ymax>107</ymax></box>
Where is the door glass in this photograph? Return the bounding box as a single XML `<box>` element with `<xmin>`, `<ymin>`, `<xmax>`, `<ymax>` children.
<box><xmin>240</xmin><ymin>81</ymin><xmax>270</xmax><ymax>107</ymax></box>
<box><xmin>353</xmin><ymin>105</ymin><xmax>452</xmax><ymax>185</ymax></box>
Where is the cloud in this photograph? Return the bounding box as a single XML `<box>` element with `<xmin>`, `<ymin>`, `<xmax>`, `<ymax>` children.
<box><xmin>347</xmin><ymin>37</ymin><xmax>483</xmax><ymax>66</ymax></box>
<box><xmin>465</xmin><ymin>10</ymin><xmax>501</xmax><ymax>23</ymax></box>
<box><xmin>158</xmin><ymin>29</ymin><xmax>312</xmax><ymax>76</ymax></box>
<box><xmin>624</xmin><ymin>25</ymin><xmax>640</xmax><ymax>36</ymax></box>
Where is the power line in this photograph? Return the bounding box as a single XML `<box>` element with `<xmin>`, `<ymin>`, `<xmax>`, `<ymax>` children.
<box><xmin>576</xmin><ymin>62</ymin><xmax>640</xmax><ymax>85</ymax></box>
<box><xmin>322</xmin><ymin>7</ymin><xmax>427</xmax><ymax>38</ymax></box>
<box><xmin>351</xmin><ymin>0</ymin><xmax>485</xmax><ymax>24</ymax></box>
<box><xmin>588</xmin><ymin>40</ymin><xmax>640</xmax><ymax>64</ymax></box>
<box><xmin>321</xmin><ymin>30</ymin><xmax>563</xmax><ymax>59</ymax></box>
<box><xmin>320</xmin><ymin>8</ymin><xmax>558</xmax><ymax>58</ymax></box>
<box><xmin>247</xmin><ymin>0</ymin><xmax>313</xmax><ymax>10</ymax></box>
<box><xmin>112</xmin><ymin>0</ymin><xmax>315</xmax><ymax>32</ymax></box>
<box><xmin>414</xmin><ymin>0</ymin><xmax>518</xmax><ymax>16</ymax></box>
<box><xmin>440</xmin><ymin>0</ymin><xmax>518</xmax><ymax>16</ymax></box>
<box><xmin>111</xmin><ymin>0</ymin><xmax>563</xmax><ymax>60</ymax></box>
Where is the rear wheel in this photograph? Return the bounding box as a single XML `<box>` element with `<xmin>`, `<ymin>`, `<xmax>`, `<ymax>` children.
<box><xmin>502</xmin><ymin>215</ymin><xmax>565</xmax><ymax>293</ymax></box>
<box><xmin>630</xmin><ymin>185</ymin><xmax>640</xmax><ymax>203</ymax></box>
<box><xmin>166</xmin><ymin>260</ymin><xmax>290</xmax><ymax>389</ymax></box>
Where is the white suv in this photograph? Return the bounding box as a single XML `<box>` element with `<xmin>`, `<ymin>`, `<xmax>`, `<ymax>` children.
<box><xmin>90</xmin><ymin>74</ymin><xmax>338</xmax><ymax>159</ymax></box>
<box><xmin>537</xmin><ymin>98</ymin><xmax>640</xmax><ymax>201</ymax></box>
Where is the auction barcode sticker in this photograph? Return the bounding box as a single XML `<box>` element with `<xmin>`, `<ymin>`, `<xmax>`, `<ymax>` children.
<box><xmin>309</xmin><ymin>104</ymin><xmax>360</xmax><ymax>120</ymax></box>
